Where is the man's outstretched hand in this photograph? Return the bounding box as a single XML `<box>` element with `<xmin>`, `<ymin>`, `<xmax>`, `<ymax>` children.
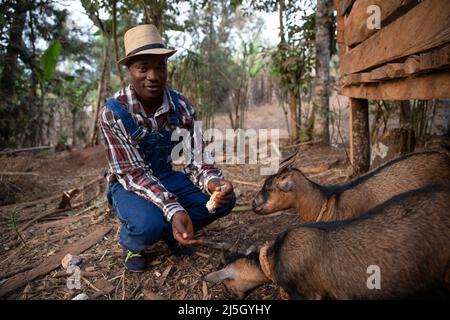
<box><xmin>207</xmin><ymin>178</ymin><xmax>234</xmax><ymax>207</ymax></box>
<box><xmin>171</xmin><ymin>211</ymin><xmax>203</xmax><ymax>247</ymax></box>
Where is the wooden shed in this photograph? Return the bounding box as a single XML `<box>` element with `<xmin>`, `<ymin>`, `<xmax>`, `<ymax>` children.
<box><xmin>334</xmin><ymin>0</ymin><xmax>450</xmax><ymax>173</ymax></box>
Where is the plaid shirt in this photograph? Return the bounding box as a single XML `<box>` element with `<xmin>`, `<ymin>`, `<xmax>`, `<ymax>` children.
<box><xmin>98</xmin><ymin>85</ymin><xmax>223</xmax><ymax>222</ymax></box>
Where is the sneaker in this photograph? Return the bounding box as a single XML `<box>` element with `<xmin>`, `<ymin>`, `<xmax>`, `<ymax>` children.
<box><xmin>122</xmin><ymin>249</ymin><xmax>146</xmax><ymax>272</ymax></box>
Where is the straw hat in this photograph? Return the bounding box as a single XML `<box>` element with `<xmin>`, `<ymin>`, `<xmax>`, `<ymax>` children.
<box><xmin>117</xmin><ymin>24</ymin><xmax>177</xmax><ymax>65</ymax></box>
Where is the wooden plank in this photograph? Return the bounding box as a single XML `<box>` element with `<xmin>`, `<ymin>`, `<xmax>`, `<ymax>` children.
<box><xmin>337</xmin><ymin>15</ymin><xmax>349</xmax><ymax>58</ymax></box>
<box><xmin>341</xmin><ymin>47</ymin><xmax>449</xmax><ymax>87</ymax></box>
<box><xmin>341</xmin><ymin>70</ymin><xmax>450</xmax><ymax>100</ymax></box>
<box><xmin>370</xmin><ymin>63</ymin><xmax>406</xmax><ymax>81</ymax></box>
<box><xmin>337</xmin><ymin>29</ymin><xmax>345</xmax><ymax>44</ymax></box>
<box><xmin>349</xmin><ymin>98</ymin><xmax>370</xmax><ymax>174</ymax></box>
<box><xmin>341</xmin><ymin>0</ymin><xmax>450</xmax><ymax>75</ymax></box>
<box><xmin>404</xmin><ymin>55</ymin><xmax>421</xmax><ymax>74</ymax></box>
<box><xmin>341</xmin><ymin>73</ymin><xmax>362</xmax><ymax>86</ymax></box>
<box><xmin>369</xmin><ymin>65</ymin><xmax>391</xmax><ymax>81</ymax></box>
<box><xmin>384</xmin><ymin>63</ymin><xmax>407</xmax><ymax>78</ymax></box>
<box><xmin>339</xmin><ymin>43</ymin><xmax>348</xmax><ymax>57</ymax></box>
<box><xmin>337</xmin><ymin>0</ymin><xmax>355</xmax><ymax>16</ymax></box>
<box><xmin>360</xmin><ymin>72</ymin><xmax>377</xmax><ymax>83</ymax></box>
<box><xmin>420</xmin><ymin>44</ymin><xmax>450</xmax><ymax>70</ymax></box>
<box><xmin>0</xmin><ymin>225</ymin><xmax>112</xmax><ymax>298</ymax></box>
<box><xmin>344</xmin><ymin>0</ymin><xmax>414</xmax><ymax>46</ymax></box>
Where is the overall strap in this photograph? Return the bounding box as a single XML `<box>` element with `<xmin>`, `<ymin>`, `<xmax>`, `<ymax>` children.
<box><xmin>104</xmin><ymin>98</ymin><xmax>144</xmax><ymax>141</ymax></box>
<box><xmin>167</xmin><ymin>88</ymin><xmax>181</xmax><ymax>126</ymax></box>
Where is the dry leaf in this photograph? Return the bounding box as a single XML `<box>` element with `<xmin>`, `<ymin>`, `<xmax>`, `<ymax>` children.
<box><xmin>158</xmin><ymin>265</ymin><xmax>173</xmax><ymax>287</ymax></box>
<box><xmin>92</xmin><ymin>278</ymin><xmax>114</xmax><ymax>294</ymax></box>
<box><xmin>194</xmin><ymin>251</ymin><xmax>210</xmax><ymax>259</ymax></box>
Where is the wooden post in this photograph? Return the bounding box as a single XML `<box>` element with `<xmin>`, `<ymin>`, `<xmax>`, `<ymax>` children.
<box><xmin>349</xmin><ymin>98</ymin><xmax>370</xmax><ymax>174</ymax></box>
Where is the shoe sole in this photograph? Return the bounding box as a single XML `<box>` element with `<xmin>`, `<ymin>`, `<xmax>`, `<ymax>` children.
<box><xmin>122</xmin><ymin>262</ymin><xmax>146</xmax><ymax>273</ymax></box>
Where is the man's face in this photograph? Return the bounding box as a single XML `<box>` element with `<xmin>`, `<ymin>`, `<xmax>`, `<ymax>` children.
<box><xmin>128</xmin><ymin>55</ymin><xmax>168</xmax><ymax>101</ymax></box>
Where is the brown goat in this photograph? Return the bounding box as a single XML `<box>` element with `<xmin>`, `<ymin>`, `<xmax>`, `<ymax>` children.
<box><xmin>252</xmin><ymin>150</ymin><xmax>450</xmax><ymax>222</ymax></box>
<box><xmin>205</xmin><ymin>184</ymin><xmax>450</xmax><ymax>299</ymax></box>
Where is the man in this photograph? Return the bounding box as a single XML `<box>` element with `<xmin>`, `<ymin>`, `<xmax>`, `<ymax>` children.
<box><xmin>98</xmin><ymin>24</ymin><xmax>236</xmax><ymax>272</ymax></box>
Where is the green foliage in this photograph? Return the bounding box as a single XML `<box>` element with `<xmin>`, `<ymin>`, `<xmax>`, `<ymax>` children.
<box><xmin>40</xmin><ymin>40</ymin><xmax>62</xmax><ymax>82</ymax></box>
<box><xmin>2</xmin><ymin>0</ymin><xmax>306</xmax><ymax>147</ymax></box>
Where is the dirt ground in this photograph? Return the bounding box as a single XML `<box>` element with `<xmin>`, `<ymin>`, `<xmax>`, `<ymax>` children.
<box><xmin>0</xmin><ymin>137</ymin><xmax>355</xmax><ymax>300</ymax></box>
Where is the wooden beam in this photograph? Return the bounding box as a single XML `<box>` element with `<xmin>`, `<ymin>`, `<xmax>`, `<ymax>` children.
<box><xmin>340</xmin><ymin>0</ymin><xmax>450</xmax><ymax>75</ymax></box>
<box><xmin>369</xmin><ymin>65</ymin><xmax>391</xmax><ymax>81</ymax></box>
<box><xmin>337</xmin><ymin>0</ymin><xmax>355</xmax><ymax>16</ymax></box>
<box><xmin>349</xmin><ymin>98</ymin><xmax>370</xmax><ymax>175</ymax></box>
<box><xmin>344</xmin><ymin>0</ymin><xmax>415</xmax><ymax>46</ymax></box>
<box><xmin>404</xmin><ymin>55</ymin><xmax>421</xmax><ymax>74</ymax></box>
<box><xmin>0</xmin><ymin>145</ymin><xmax>53</xmax><ymax>155</ymax></box>
<box><xmin>336</xmin><ymin>14</ymin><xmax>347</xmax><ymax>59</ymax></box>
<box><xmin>420</xmin><ymin>44</ymin><xmax>450</xmax><ymax>71</ymax></box>
<box><xmin>0</xmin><ymin>225</ymin><xmax>112</xmax><ymax>298</ymax></box>
<box><xmin>370</xmin><ymin>63</ymin><xmax>407</xmax><ymax>81</ymax></box>
<box><xmin>341</xmin><ymin>69</ymin><xmax>450</xmax><ymax>100</ymax></box>
<box><xmin>340</xmin><ymin>45</ymin><xmax>450</xmax><ymax>87</ymax></box>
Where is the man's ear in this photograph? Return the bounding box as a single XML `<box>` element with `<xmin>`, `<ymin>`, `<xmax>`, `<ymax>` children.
<box><xmin>276</xmin><ymin>180</ymin><xmax>295</xmax><ymax>192</ymax></box>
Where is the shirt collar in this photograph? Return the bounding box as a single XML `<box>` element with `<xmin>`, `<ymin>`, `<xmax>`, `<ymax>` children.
<box><xmin>116</xmin><ymin>84</ymin><xmax>173</xmax><ymax>118</ymax></box>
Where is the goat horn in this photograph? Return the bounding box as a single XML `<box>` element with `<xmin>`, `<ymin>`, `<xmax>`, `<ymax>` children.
<box><xmin>279</xmin><ymin>149</ymin><xmax>299</xmax><ymax>171</ymax></box>
<box><xmin>230</xmin><ymin>238</ymin><xmax>241</xmax><ymax>253</ymax></box>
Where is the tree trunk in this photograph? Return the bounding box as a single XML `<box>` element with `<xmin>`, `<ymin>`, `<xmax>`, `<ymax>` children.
<box><xmin>142</xmin><ymin>0</ymin><xmax>151</xmax><ymax>23</ymax></box>
<box><xmin>112</xmin><ymin>0</ymin><xmax>125</xmax><ymax>89</ymax></box>
<box><xmin>234</xmin><ymin>87</ymin><xmax>241</xmax><ymax>130</ymax></box>
<box><xmin>89</xmin><ymin>43</ymin><xmax>110</xmax><ymax>146</ymax></box>
<box><xmin>312</xmin><ymin>0</ymin><xmax>333</xmax><ymax>145</ymax></box>
<box><xmin>228</xmin><ymin>108</ymin><xmax>235</xmax><ymax>130</ymax></box>
<box><xmin>278</xmin><ymin>0</ymin><xmax>285</xmax><ymax>45</ymax></box>
<box><xmin>288</xmin><ymin>90</ymin><xmax>298</xmax><ymax>142</ymax></box>
<box><xmin>150</xmin><ymin>0</ymin><xmax>164</xmax><ymax>32</ymax></box>
<box><xmin>0</xmin><ymin>1</ymin><xmax>27</xmax><ymax>109</ymax></box>
<box><xmin>399</xmin><ymin>100</ymin><xmax>415</xmax><ymax>152</ymax></box>
<box><xmin>349</xmin><ymin>98</ymin><xmax>370</xmax><ymax>175</ymax></box>
<box><xmin>28</xmin><ymin>9</ymin><xmax>40</xmax><ymax>147</ymax></box>
<box><xmin>71</xmin><ymin>109</ymin><xmax>78</xmax><ymax>148</ymax></box>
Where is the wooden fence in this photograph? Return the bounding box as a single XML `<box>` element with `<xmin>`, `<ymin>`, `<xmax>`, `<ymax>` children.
<box><xmin>334</xmin><ymin>0</ymin><xmax>450</xmax><ymax>173</ymax></box>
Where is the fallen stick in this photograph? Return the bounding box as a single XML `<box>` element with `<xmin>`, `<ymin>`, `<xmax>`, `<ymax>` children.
<box><xmin>0</xmin><ymin>172</ymin><xmax>102</xmax><ymax>179</ymax></box>
<box><xmin>0</xmin><ymin>176</ymin><xmax>104</xmax><ymax>213</ymax></box>
<box><xmin>34</xmin><ymin>214</ymin><xmax>92</xmax><ymax>230</ymax></box>
<box><xmin>129</xmin><ymin>283</ymin><xmax>142</xmax><ymax>300</ymax></box>
<box><xmin>0</xmin><ymin>145</ymin><xmax>53</xmax><ymax>155</ymax></box>
<box><xmin>0</xmin><ymin>225</ymin><xmax>112</xmax><ymax>298</ymax></box>
<box><xmin>231</xmin><ymin>205</ymin><xmax>253</xmax><ymax>212</ymax></box>
<box><xmin>19</xmin><ymin>191</ymin><xmax>103</xmax><ymax>231</ymax></box>
<box><xmin>0</xmin><ymin>264</ymin><xmax>37</xmax><ymax>281</ymax></box>
<box><xmin>283</xmin><ymin>139</ymin><xmax>323</xmax><ymax>149</ymax></box>
<box><xmin>0</xmin><ymin>194</ymin><xmax>61</xmax><ymax>212</ymax></box>
<box><xmin>232</xmin><ymin>180</ymin><xmax>260</xmax><ymax>187</ymax></box>
<box><xmin>0</xmin><ymin>172</ymin><xmax>40</xmax><ymax>176</ymax></box>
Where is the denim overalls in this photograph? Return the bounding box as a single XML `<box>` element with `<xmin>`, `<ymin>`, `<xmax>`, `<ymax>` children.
<box><xmin>104</xmin><ymin>89</ymin><xmax>236</xmax><ymax>252</ymax></box>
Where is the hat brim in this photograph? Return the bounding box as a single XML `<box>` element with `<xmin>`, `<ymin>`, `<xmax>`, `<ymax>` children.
<box><xmin>118</xmin><ymin>48</ymin><xmax>177</xmax><ymax>65</ymax></box>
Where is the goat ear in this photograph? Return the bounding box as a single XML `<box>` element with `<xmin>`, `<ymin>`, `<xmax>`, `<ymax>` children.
<box><xmin>204</xmin><ymin>268</ymin><xmax>236</xmax><ymax>284</ymax></box>
<box><xmin>277</xmin><ymin>180</ymin><xmax>295</xmax><ymax>192</ymax></box>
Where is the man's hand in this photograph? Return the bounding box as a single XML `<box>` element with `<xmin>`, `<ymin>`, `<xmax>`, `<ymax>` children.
<box><xmin>207</xmin><ymin>178</ymin><xmax>234</xmax><ymax>208</ymax></box>
<box><xmin>171</xmin><ymin>211</ymin><xmax>203</xmax><ymax>247</ymax></box>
